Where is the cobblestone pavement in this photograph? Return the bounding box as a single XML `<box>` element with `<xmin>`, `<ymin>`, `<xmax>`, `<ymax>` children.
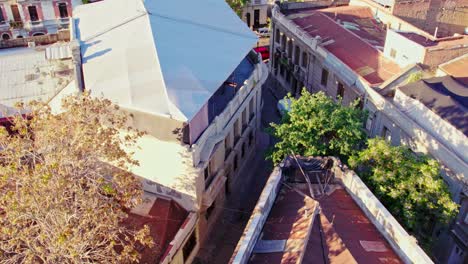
<box><xmin>194</xmin><ymin>74</ymin><xmax>285</xmax><ymax>264</ymax></box>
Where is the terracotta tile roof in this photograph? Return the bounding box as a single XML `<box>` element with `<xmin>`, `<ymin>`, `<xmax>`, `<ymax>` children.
<box><xmin>124</xmin><ymin>196</ymin><xmax>188</xmax><ymax>263</ymax></box>
<box><xmin>307</xmin><ymin>188</ymin><xmax>402</xmax><ymax>263</ymax></box>
<box><xmin>249</xmin><ymin>186</ymin><xmax>318</xmax><ymax>263</ymax></box>
<box><xmin>439</xmin><ymin>54</ymin><xmax>468</xmax><ymax>86</ymax></box>
<box><xmin>287</xmin><ymin>8</ymin><xmax>401</xmax><ymax>85</ymax></box>
<box><xmin>320</xmin><ymin>6</ymin><xmax>387</xmax><ymax>48</ymax></box>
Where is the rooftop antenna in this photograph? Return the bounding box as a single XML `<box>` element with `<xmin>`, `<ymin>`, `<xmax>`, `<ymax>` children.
<box><xmin>290</xmin><ymin>150</ymin><xmax>315</xmax><ymax>199</ymax></box>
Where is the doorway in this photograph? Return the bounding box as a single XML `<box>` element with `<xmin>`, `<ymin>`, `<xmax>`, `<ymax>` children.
<box><xmin>11</xmin><ymin>5</ymin><xmax>21</xmax><ymax>22</ymax></box>
<box><xmin>254</xmin><ymin>9</ymin><xmax>260</xmax><ymax>29</ymax></box>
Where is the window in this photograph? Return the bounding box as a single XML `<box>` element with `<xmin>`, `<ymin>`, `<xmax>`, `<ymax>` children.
<box><xmin>1</xmin><ymin>33</ymin><xmax>10</xmax><ymax>40</ymax></box>
<box><xmin>249</xmin><ymin>98</ymin><xmax>255</xmax><ymax>120</ymax></box>
<box><xmin>28</xmin><ymin>6</ymin><xmax>39</xmax><ymax>22</ymax></box>
<box><xmin>287</xmin><ymin>39</ymin><xmax>293</xmax><ymax>58</ymax></box>
<box><xmin>281</xmin><ymin>34</ymin><xmax>286</xmax><ymax>50</ymax></box>
<box><xmin>321</xmin><ymin>69</ymin><xmax>329</xmax><ymax>86</ymax></box>
<box><xmin>234</xmin><ymin>119</ymin><xmax>240</xmax><ymax>141</ymax></box>
<box><xmin>294</xmin><ymin>45</ymin><xmax>300</xmax><ymax>65</ymax></box>
<box><xmin>242</xmin><ymin>108</ymin><xmax>247</xmax><ymax>129</ymax></box>
<box><xmin>301</xmin><ymin>52</ymin><xmax>308</xmax><ymax>68</ymax></box>
<box><xmin>382</xmin><ymin>126</ymin><xmax>391</xmax><ymax>142</ymax></box>
<box><xmin>58</xmin><ymin>3</ymin><xmax>68</xmax><ymax>18</ymax></box>
<box><xmin>224</xmin><ymin>135</ymin><xmax>231</xmax><ymax>160</ymax></box>
<box><xmin>390</xmin><ymin>48</ymin><xmax>397</xmax><ymax>58</ymax></box>
<box><xmin>204</xmin><ymin>167</ymin><xmax>209</xmax><ymax>181</ymax></box>
<box><xmin>366</xmin><ymin>113</ymin><xmax>375</xmax><ymax>131</ymax></box>
<box><xmin>249</xmin><ymin>131</ymin><xmax>254</xmax><ymax>146</ymax></box>
<box><xmin>0</xmin><ymin>7</ymin><xmax>4</xmax><ymax>23</ymax></box>
<box><xmin>275</xmin><ymin>29</ymin><xmax>280</xmax><ymax>43</ymax></box>
<box><xmin>336</xmin><ymin>82</ymin><xmax>344</xmax><ymax>100</ymax></box>
<box><xmin>183</xmin><ymin>231</ymin><xmax>197</xmax><ymax>261</ymax></box>
<box><xmin>233</xmin><ymin>155</ymin><xmax>238</xmax><ymax>171</ymax></box>
<box><xmin>241</xmin><ymin>142</ymin><xmax>246</xmax><ymax>158</ymax></box>
<box><xmin>356</xmin><ymin>97</ymin><xmax>364</xmax><ymax>110</ymax></box>
<box><xmin>206</xmin><ymin>201</ymin><xmax>215</xmax><ymax>220</ymax></box>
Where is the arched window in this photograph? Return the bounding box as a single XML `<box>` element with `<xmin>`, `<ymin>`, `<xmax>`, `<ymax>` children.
<box><xmin>32</xmin><ymin>32</ymin><xmax>45</xmax><ymax>36</ymax></box>
<box><xmin>58</xmin><ymin>3</ymin><xmax>68</xmax><ymax>18</ymax></box>
<box><xmin>2</xmin><ymin>33</ymin><xmax>10</xmax><ymax>40</ymax></box>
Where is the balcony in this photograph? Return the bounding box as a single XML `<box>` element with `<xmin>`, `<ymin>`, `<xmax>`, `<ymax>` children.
<box><xmin>203</xmin><ymin>169</ymin><xmax>226</xmax><ymax>207</ymax></box>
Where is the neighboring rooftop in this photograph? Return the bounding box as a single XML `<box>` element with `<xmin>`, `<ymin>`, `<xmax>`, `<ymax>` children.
<box><xmin>320</xmin><ymin>6</ymin><xmax>387</xmax><ymax>49</ymax></box>
<box><xmin>439</xmin><ymin>54</ymin><xmax>468</xmax><ymax>86</ymax></box>
<box><xmin>232</xmin><ymin>157</ymin><xmax>404</xmax><ymax>264</ymax></box>
<box><xmin>398</xmin><ymin>76</ymin><xmax>468</xmax><ymax>136</ymax></box>
<box><xmin>75</xmin><ymin>0</ymin><xmax>257</xmax><ymax>122</ymax></box>
<box><xmin>397</xmin><ymin>32</ymin><xmax>468</xmax><ymax>48</ymax></box>
<box><xmin>285</xmin><ymin>6</ymin><xmax>401</xmax><ymax>85</ymax></box>
<box><xmin>125</xmin><ymin>192</ymin><xmax>189</xmax><ymax>263</ymax></box>
<box><xmin>0</xmin><ymin>46</ymin><xmax>73</xmax><ymax>107</ymax></box>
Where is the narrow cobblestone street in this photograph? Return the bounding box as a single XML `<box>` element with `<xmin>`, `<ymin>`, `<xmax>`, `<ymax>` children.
<box><xmin>194</xmin><ymin>75</ymin><xmax>286</xmax><ymax>264</ymax></box>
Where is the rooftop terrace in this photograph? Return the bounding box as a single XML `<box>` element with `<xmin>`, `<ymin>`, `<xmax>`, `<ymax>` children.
<box><xmin>231</xmin><ymin>156</ymin><xmax>411</xmax><ymax>264</ymax></box>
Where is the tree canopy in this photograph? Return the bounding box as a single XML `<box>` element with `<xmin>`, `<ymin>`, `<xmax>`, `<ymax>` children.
<box><xmin>349</xmin><ymin>138</ymin><xmax>458</xmax><ymax>250</ymax></box>
<box><xmin>268</xmin><ymin>90</ymin><xmax>367</xmax><ymax>164</ymax></box>
<box><xmin>0</xmin><ymin>94</ymin><xmax>153</xmax><ymax>263</ymax></box>
<box><xmin>226</xmin><ymin>0</ymin><xmax>248</xmax><ymax>17</ymax></box>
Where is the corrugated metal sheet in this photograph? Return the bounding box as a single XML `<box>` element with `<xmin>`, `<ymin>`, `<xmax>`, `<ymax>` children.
<box><xmin>46</xmin><ymin>43</ymin><xmax>72</xmax><ymax>60</ymax></box>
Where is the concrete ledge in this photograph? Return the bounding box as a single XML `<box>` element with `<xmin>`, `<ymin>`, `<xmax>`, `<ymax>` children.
<box><xmin>332</xmin><ymin>159</ymin><xmax>433</xmax><ymax>264</ymax></box>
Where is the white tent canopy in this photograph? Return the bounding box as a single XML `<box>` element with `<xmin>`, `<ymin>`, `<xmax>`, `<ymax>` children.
<box><xmin>74</xmin><ymin>0</ymin><xmax>257</xmax><ymax>121</ymax></box>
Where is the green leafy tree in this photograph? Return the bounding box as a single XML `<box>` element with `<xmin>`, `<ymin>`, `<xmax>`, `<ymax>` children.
<box><xmin>349</xmin><ymin>138</ymin><xmax>458</xmax><ymax>250</ymax></box>
<box><xmin>268</xmin><ymin>90</ymin><xmax>367</xmax><ymax>164</ymax></box>
<box><xmin>0</xmin><ymin>94</ymin><xmax>153</xmax><ymax>263</ymax></box>
<box><xmin>226</xmin><ymin>0</ymin><xmax>248</xmax><ymax>17</ymax></box>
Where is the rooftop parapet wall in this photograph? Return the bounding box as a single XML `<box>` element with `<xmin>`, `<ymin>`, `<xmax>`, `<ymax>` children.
<box><xmin>229</xmin><ymin>167</ymin><xmax>284</xmax><ymax>264</ymax></box>
<box><xmin>332</xmin><ymin>159</ymin><xmax>433</xmax><ymax>263</ymax></box>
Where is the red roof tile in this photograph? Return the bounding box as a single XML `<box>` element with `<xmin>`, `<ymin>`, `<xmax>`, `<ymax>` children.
<box><xmin>124</xmin><ymin>198</ymin><xmax>188</xmax><ymax>263</ymax></box>
<box><xmin>287</xmin><ymin>8</ymin><xmax>401</xmax><ymax>85</ymax></box>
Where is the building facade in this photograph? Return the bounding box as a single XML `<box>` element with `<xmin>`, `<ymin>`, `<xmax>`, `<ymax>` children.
<box><xmin>241</xmin><ymin>0</ymin><xmax>272</xmax><ymax>29</ymax></box>
<box><xmin>0</xmin><ymin>0</ymin><xmax>82</xmax><ymax>39</ymax></box>
<box><xmin>269</xmin><ymin>3</ymin><xmax>467</xmax><ymax>262</ymax></box>
<box><xmin>366</xmin><ymin>0</ymin><xmax>468</xmax><ymax>37</ymax></box>
<box><xmin>73</xmin><ymin>0</ymin><xmax>269</xmax><ymax>262</ymax></box>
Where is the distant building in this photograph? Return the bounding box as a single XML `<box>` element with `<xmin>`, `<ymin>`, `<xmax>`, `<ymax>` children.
<box><xmin>361</xmin><ymin>0</ymin><xmax>468</xmax><ymax>37</ymax></box>
<box><xmin>230</xmin><ymin>156</ymin><xmax>431</xmax><ymax>263</ymax></box>
<box><xmin>0</xmin><ymin>0</ymin><xmax>82</xmax><ymax>39</ymax></box>
<box><xmin>241</xmin><ymin>0</ymin><xmax>273</xmax><ymax>30</ymax></box>
<box><xmin>73</xmin><ymin>0</ymin><xmax>269</xmax><ymax>262</ymax></box>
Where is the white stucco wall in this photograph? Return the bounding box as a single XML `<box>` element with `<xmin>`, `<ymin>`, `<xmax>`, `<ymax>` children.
<box><xmin>393</xmin><ymin>89</ymin><xmax>468</xmax><ymax>164</ymax></box>
<box><xmin>383</xmin><ymin>30</ymin><xmax>426</xmax><ymax>67</ymax></box>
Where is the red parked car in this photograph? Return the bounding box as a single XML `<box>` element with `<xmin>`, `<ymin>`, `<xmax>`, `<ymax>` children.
<box><xmin>254</xmin><ymin>46</ymin><xmax>270</xmax><ymax>61</ymax></box>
